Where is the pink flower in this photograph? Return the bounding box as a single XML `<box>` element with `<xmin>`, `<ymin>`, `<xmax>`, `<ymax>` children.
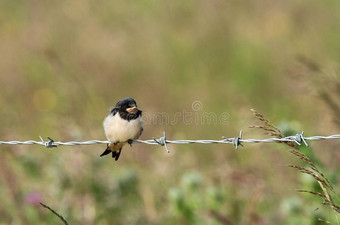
<box><xmin>25</xmin><ymin>191</ymin><xmax>43</xmax><ymax>206</ymax></box>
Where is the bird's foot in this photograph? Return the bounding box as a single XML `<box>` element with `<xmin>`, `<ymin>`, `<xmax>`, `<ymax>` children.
<box><xmin>127</xmin><ymin>139</ymin><xmax>133</xmax><ymax>147</ymax></box>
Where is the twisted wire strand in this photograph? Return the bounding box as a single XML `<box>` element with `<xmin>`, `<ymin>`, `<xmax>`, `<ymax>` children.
<box><xmin>0</xmin><ymin>132</ymin><xmax>339</xmax><ymax>152</ymax></box>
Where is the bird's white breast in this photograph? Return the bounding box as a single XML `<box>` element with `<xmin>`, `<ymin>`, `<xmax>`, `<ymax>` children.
<box><xmin>103</xmin><ymin>113</ymin><xmax>143</xmax><ymax>143</ymax></box>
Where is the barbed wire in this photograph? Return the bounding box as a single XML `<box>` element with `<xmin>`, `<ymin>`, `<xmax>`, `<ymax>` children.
<box><xmin>0</xmin><ymin>131</ymin><xmax>339</xmax><ymax>153</ymax></box>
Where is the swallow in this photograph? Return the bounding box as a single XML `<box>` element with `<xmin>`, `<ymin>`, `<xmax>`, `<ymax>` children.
<box><xmin>101</xmin><ymin>97</ymin><xmax>143</xmax><ymax>161</ymax></box>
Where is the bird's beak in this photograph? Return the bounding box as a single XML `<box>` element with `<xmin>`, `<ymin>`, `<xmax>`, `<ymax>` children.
<box><xmin>127</xmin><ymin>106</ymin><xmax>138</xmax><ymax>114</ymax></box>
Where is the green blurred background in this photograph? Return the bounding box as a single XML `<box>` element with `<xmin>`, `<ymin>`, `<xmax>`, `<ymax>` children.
<box><xmin>1</xmin><ymin>0</ymin><xmax>340</xmax><ymax>224</ymax></box>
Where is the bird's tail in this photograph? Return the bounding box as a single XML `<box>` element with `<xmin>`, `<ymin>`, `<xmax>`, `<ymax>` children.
<box><xmin>100</xmin><ymin>144</ymin><xmax>122</xmax><ymax>161</ymax></box>
<box><xmin>100</xmin><ymin>145</ymin><xmax>111</xmax><ymax>157</ymax></box>
<box><xmin>111</xmin><ymin>148</ymin><xmax>122</xmax><ymax>161</ymax></box>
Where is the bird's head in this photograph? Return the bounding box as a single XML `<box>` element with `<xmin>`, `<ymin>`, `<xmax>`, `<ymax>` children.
<box><xmin>113</xmin><ymin>98</ymin><xmax>142</xmax><ymax>120</ymax></box>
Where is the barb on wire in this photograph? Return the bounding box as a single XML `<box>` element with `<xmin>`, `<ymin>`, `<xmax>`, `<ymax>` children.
<box><xmin>0</xmin><ymin>132</ymin><xmax>340</xmax><ymax>151</ymax></box>
<box><xmin>39</xmin><ymin>136</ymin><xmax>57</xmax><ymax>148</ymax></box>
<box><xmin>233</xmin><ymin>130</ymin><xmax>243</xmax><ymax>150</ymax></box>
<box><xmin>294</xmin><ymin>131</ymin><xmax>309</xmax><ymax>147</ymax></box>
<box><xmin>153</xmin><ymin>132</ymin><xmax>170</xmax><ymax>153</ymax></box>
<box><xmin>221</xmin><ymin>130</ymin><xmax>243</xmax><ymax>150</ymax></box>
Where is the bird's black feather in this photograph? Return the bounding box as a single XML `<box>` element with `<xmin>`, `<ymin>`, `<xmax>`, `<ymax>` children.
<box><xmin>112</xmin><ymin>149</ymin><xmax>122</xmax><ymax>161</ymax></box>
<box><xmin>100</xmin><ymin>146</ymin><xmax>111</xmax><ymax>157</ymax></box>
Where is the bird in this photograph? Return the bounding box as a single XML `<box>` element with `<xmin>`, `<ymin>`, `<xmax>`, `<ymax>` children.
<box><xmin>101</xmin><ymin>97</ymin><xmax>143</xmax><ymax>161</ymax></box>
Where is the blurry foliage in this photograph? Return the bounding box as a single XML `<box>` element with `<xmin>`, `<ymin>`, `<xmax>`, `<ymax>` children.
<box><xmin>168</xmin><ymin>172</ymin><xmax>232</xmax><ymax>225</ymax></box>
<box><xmin>0</xmin><ymin>0</ymin><xmax>340</xmax><ymax>224</ymax></box>
<box><xmin>297</xmin><ymin>56</ymin><xmax>340</xmax><ymax>128</ymax></box>
<box><xmin>251</xmin><ymin>109</ymin><xmax>340</xmax><ymax>224</ymax></box>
